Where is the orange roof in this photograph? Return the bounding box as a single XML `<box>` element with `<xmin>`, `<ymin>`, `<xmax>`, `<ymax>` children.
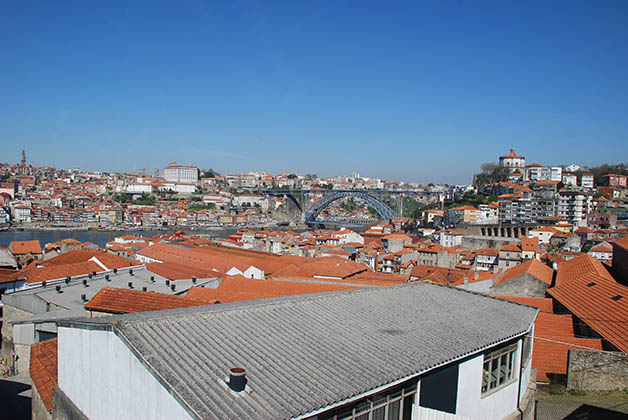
<box><xmin>85</xmin><ymin>287</ymin><xmax>215</xmax><ymax>314</ymax></box>
<box><xmin>521</xmin><ymin>237</ymin><xmax>541</xmax><ymax>254</ymax></box>
<box><xmin>146</xmin><ymin>260</ymin><xmax>218</xmax><ymax>280</ymax></box>
<box><xmin>411</xmin><ymin>264</ymin><xmax>493</xmax><ymax>286</ymax></box>
<box><xmin>494</xmin><ymin>296</ymin><xmax>554</xmax><ymax>313</ymax></box>
<box><xmin>532</xmin><ymin>313</ymin><xmax>603</xmax><ymax>382</ymax></box>
<box><xmin>30</xmin><ymin>338</ymin><xmax>58</xmax><ymax>412</ymax></box>
<box><xmin>185</xmin><ymin>276</ymin><xmax>358</xmax><ymax>303</ymax></box>
<box><xmin>548</xmin><ymin>254</ymin><xmax>628</xmax><ymax>351</ymax></box>
<box><xmin>502</xmin><ymin>149</ymin><xmax>522</xmax><ymax>158</ymax></box>
<box><xmin>43</xmin><ymin>250</ymin><xmax>137</xmax><ymax>270</ymax></box>
<box><xmin>493</xmin><ymin>259</ymin><xmax>554</xmax><ymax>287</ymax></box>
<box><xmin>10</xmin><ymin>240</ymin><xmax>42</xmax><ymax>255</ymax></box>
<box><xmin>14</xmin><ymin>261</ymin><xmax>104</xmax><ymax>284</ymax></box>
<box><xmin>500</xmin><ymin>243</ymin><xmax>521</xmax><ymax>252</ymax></box>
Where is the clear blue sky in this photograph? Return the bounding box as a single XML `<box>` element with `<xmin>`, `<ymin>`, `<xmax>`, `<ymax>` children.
<box><xmin>1</xmin><ymin>1</ymin><xmax>627</xmax><ymax>184</ymax></box>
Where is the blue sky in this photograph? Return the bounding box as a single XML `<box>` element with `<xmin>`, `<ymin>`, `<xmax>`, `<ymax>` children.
<box><xmin>1</xmin><ymin>1</ymin><xmax>627</xmax><ymax>184</ymax></box>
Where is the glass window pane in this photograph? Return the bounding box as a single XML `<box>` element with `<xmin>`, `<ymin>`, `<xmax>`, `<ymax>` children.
<box><xmin>356</xmin><ymin>414</ymin><xmax>368</xmax><ymax>420</ymax></box>
<box><xmin>355</xmin><ymin>400</ymin><xmax>370</xmax><ymax>414</ymax></box>
<box><xmin>388</xmin><ymin>400</ymin><xmax>401</xmax><ymax>420</ymax></box>
<box><xmin>499</xmin><ymin>354</ymin><xmax>509</xmax><ymax>384</ymax></box>
<box><xmin>402</xmin><ymin>395</ymin><xmax>414</xmax><ymax>420</ymax></box>
<box><xmin>336</xmin><ymin>405</ymin><xmax>353</xmax><ymax>420</ymax></box>
<box><xmin>490</xmin><ymin>359</ymin><xmax>499</xmax><ymax>389</ymax></box>
<box><xmin>373</xmin><ymin>406</ymin><xmax>386</xmax><ymax>420</ymax></box>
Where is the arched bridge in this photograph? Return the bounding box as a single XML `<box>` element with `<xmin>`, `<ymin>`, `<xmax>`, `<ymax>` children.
<box><xmin>304</xmin><ymin>191</ymin><xmax>396</xmax><ymax>224</ymax></box>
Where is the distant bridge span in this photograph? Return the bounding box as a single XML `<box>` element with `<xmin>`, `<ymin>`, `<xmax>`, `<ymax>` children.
<box><xmin>303</xmin><ymin>190</ymin><xmax>396</xmax><ymax>224</ymax></box>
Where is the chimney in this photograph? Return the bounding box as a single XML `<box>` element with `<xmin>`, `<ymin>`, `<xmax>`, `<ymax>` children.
<box><xmin>55</xmin><ymin>285</ymin><xmax>62</xmax><ymax>293</ymax></box>
<box><xmin>192</xmin><ymin>277</ymin><xmax>197</xmax><ymax>284</ymax></box>
<box><xmin>228</xmin><ymin>367</ymin><xmax>247</xmax><ymax>392</ymax></box>
<box><xmin>105</xmin><ymin>274</ymin><xmax>110</xmax><ymax>281</ymax></box>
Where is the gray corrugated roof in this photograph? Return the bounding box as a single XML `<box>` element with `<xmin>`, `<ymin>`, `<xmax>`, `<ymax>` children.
<box><xmin>62</xmin><ymin>282</ymin><xmax>537</xmax><ymax>420</ymax></box>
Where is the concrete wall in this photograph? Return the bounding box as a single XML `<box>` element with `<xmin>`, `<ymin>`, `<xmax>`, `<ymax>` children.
<box><xmin>52</xmin><ymin>387</ymin><xmax>89</xmax><ymax>420</ymax></box>
<box><xmin>567</xmin><ymin>349</ymin><xmax>628</xmax><ymax>391</ymax></box>
<box><xmin>1</xmin><ymin>304</ymin><xmax>34</xmax><ymax>374</ymax></box>
<box><xmin>455</xmin><ymin>340</ymin><xmax>527</xmax><ymax>420</ymax></box>
<box><xmin>490</xmin><ymin>274</ymin><xmax>548</xmax><ymax>297</ymax></box>
<box><xmin>456</xmin><ymin>279</ymin><xmax>493</xmax><ymax>294</ymax></box>
<box><xmin>32</xmin><ymin>382</ymin><xmax>52</xmax><ymax>420</ymax></box>
<box><xmin>57</xmin><ymin>327</ymin><xmax>193</xmax><ymax>420</ymax></box>
<box><xmin>462</xmin><ymin>236</ymin><xmax>520</xmax><ymax>251</ymax></box>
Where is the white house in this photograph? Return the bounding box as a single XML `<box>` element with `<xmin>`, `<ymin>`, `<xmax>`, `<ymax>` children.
<box><xmin>54</xmin><ymin>283</ymin><xmax>537</xmax><ymax>420</ymax></box>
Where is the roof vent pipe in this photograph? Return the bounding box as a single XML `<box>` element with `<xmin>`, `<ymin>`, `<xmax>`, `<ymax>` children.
<box><xmin>475</xmin><ymin>272</ymin><xmax>479</xmax><ymax>281</ymax></box>
<box><xmin>81</xmin><ymin>294</ymin><xmax>87</xmax><ymax>301</ymax></box>
<box><xmin>56</xmin><ymin>285</ymin><xmax>62</xmax><ymax>293</ymax></box>
<box><xmin>105</xmin><ymin>274</ymin><xmax>110</xmax><ymax>281</ymax></box>
<box><xmin>142</xmin><ymin>287</ymin><xmax>147</xmax><ymax>292</ymax></box>
<box><xmin>129</xmin><ymin>269</ymin><xmax>134</xmax><ymax>276</ymax></box>
<box><xmin>166</xmin><ymin>279</ymin><xmax>170</xmax><ymax>286</ymax></box>
<box><xmin>128</xmin><ymin>282</ymin><xmax>133</xmax><ymax>289</ymax></box>
<box><xmin>65</xmin><ymin>276</ymin><xmax>71</xmax><ymax>284</ymax></box>
<box><xmin>83</xmin><ymin>279</ymin><xmax>88</xmax><ymax>287</ymax></box>
<box><xmin>229</xmin><ymin>367</ymin><xmax>247</xmax><ymax>392</ymax></box>
<box><xmin>171</xmin><ymin>284</ymin><xmax>176</xmax><ymax>291</ymax></box>
<box><xmin>113</xmin><ymin>268</ymin><xmax>118</xmax><ymax>274</ymax></box>
<box><xmin>192</xmin><ymin>277</ymin><xmax>197</xmax><ymax>284</ymax></box>
<box><xmin>150</xmin><ymin>275</ymin><xmax>155</xmax><ymax>282</ymax></box>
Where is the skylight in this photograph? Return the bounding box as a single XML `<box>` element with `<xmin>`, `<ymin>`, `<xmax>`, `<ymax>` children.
<box><xmin>586</xmin><ymin>282</ymin><xmax>596</xmax><ymax>287</ymax></box>
<box><xmin>611</xmin><ymin>295</ymin><xmax>623</xmax><ymax>301</ymax></box>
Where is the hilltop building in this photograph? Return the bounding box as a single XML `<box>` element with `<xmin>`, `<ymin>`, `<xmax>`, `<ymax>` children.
<box><xmin>499</xmin><ymin>149</ymin><xmax>526</xmax><ymax>172</ymax></box>
<box><xmin>162</xmin><ymin>162</ymin><xmax>200</xmax><ymax>183</ymax></box>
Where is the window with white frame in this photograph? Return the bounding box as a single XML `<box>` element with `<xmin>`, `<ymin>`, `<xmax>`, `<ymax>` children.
<box><xmin>319</xmin><ymin>381</ymin><xmax>417</xmax><ymax>420</ymax></box>
<box><xmin>481</xmin><ymin>342</ymin><xmax>518</xmax><ymax>395</ymax></box>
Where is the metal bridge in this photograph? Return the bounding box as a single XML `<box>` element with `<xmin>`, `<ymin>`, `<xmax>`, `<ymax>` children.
<box><xmin>254</xmin><ymin>189</ymin><xmax>404</xmax><ymax>224</ymax></box>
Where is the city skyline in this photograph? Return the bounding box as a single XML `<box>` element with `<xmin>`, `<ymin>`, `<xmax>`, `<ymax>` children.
<box><xmin>2</xmin><ymin>1</ymin><xmax>628</xmax><ymax>184</ymax></box>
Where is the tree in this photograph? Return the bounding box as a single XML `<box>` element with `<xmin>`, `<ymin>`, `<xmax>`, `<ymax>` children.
<box><xmin>202</xmin><ymin>169</ymin><xmax>220</xmax><ymax>178</ymax></box>
<box><xmin>286</xmin><ymin>174</ymin><xmax>297</xmax><ymax>179</ymax></box>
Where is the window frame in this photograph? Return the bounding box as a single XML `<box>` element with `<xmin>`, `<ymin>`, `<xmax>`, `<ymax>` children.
<box><xmin>320</xmin><ymin>381</ymin><xmax>417</xmax><ymax>420</ymax></box>
<box><xmin>481</xmin><ymin>342</ymin><xmax>518</xmax><ymax>397</ymax></box>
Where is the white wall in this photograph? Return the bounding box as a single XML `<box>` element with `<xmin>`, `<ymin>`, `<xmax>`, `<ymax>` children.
<box><xmin>454</xmin><ymin>341</ymin><xmax>523</xmax><ymax>420</ymax></box>
<box><xmin>58</xmin><ymin>327</ymin><xmax>193</xmax><ymax>420</ymax></box>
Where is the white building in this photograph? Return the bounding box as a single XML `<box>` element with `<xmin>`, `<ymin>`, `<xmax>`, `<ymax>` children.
<box><xmin>499</xmin><ymin>149</ymin><xmax>526</xmax><ymax>172</ymax></box>
<box><xmin>439</xmin><ymin>230</ymin><xmax>464</xmax><ymax>248</ymax></box>
<box><xmin>232</xmin><ymin>194</ymin><xmax>270</xmax><ymax>210</ymax></box>
<box><xmin>557</xmin><ymin>190</ymin><xmax>593</xmax><ymax>228</ymax></box>
<box><xmin>126</xmin><ymin>183</ymin><xmax>154</xmax><ymax>193</ymax></box>
<box><xmin>581</xmin><ymin>173</ymin><xmax>594</xmax><ymax>189</ymax></box>
<box><xmin>55</xmin><ymin>282</ymin><xmax>537</xmax><ymax>420</ymax></box>
<box><xmin>162</xmin><ymin>162</ymin><xmax>200</xmax><ymax>183</ymax></box>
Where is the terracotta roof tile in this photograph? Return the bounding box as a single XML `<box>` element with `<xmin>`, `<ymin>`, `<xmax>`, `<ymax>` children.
<box><xmin>10</xmin><ymin>240</ymin><xmax>42</xmax><ymax>255</ymax></box>
<box><xmin>85</xmin><ymin>287</ymin><xmax>215</xmax><ymax>314</ymax></box>
<box><xmin>548</xmin><ymin>254</ymin><xmax>628</xmax><ymax>351</ymax></box>
<box><xmin>493</xmin><ymin>259</ymin><xmax>554</xmax><ymax>287</ymax></box>
<box><xmin>30</xmin><ymin>338</ymin><xmax>58</xmax><ymax>412</ymax></box>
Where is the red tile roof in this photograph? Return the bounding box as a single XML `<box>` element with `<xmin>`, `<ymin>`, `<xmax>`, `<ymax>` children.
<box><xmin>185</xmin><ymin>275</ymin><xmax>358</xmax><ymax>303</ymax></box>
<box><xmin>85</xmin><ymin>287</ymin><xmax>215</xmax><ymax>314</ymax></box>
<box><xmin>493</xmin><ymin>259</ymin><xmax>554</xmax><ymax>287</ymax></box>
<box><xmin>548</xmin><ymin>254</ymin><xmax>628</xmax><ymax>352</ymax></box>
<box><xmin>532</xmin><ymin>313</ymin><xmax>603</xmax><ymax>382</ymax></box>
<box><xmin>30</xmin><ymin>338</ymin><xmax>58</xmax><ymax>412</ymax></box>
<box><xmin>494</xmin><ymin>296</ymin><xmax>554</xmax><ymax>313</ymax></box>
<box><xmin>10</xmin><ymin>240</ymin><xmax>42</xmax><ymax>255</ymax></box>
